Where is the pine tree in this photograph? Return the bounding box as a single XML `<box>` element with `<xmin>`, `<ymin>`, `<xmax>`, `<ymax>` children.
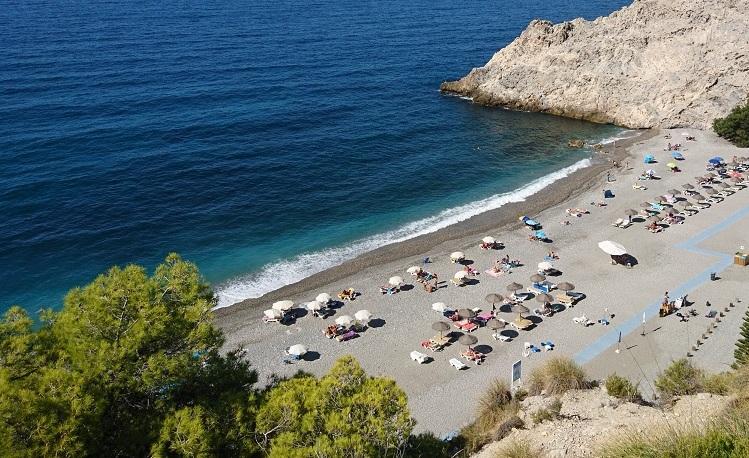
<box><xmin>733</xmin><ymin>305</ymin><xmax>749</xmax><ymax>368</ymax></box>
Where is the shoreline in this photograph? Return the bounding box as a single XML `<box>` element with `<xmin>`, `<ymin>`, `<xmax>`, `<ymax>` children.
<box><xmin>214</xmin><ymin>128</ymin><xmax>658</xmax><ymax>328</ymax></box>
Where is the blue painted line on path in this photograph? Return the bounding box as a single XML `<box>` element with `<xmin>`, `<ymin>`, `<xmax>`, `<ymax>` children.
<box><xmin>574</xmin><ymin>203</ymin><xmax>749</xmax><ymax>365</ymax></box>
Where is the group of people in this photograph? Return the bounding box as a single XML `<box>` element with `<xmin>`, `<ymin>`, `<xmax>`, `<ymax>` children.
<box><xmin>487</xmin><ymin>255</ymin><xmax>521</xmax><ymax>275</ymax></box>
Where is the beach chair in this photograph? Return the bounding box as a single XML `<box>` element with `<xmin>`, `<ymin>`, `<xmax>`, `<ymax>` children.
<box><xmin>573</xmin><ymin>315</ymin><xmax>593</xmax><ymax>326</ymax></box>
<box><xmin>492</xmin><ymin>331</ymin><xmax>511</xmax><ymax>342</ymax></box>
<box><xmin>449</xmin><ymin>358</ymin><xmax>467</xmax><ymax>370</ymax></box>
<box><xmin>555</xmin><ymin>292</ymin><xmax>574</xmax><ymax>306</ymax></box>
<box><xmin>461</xmin><ymin>349</ymin><xmax>485</xmax><ymax>365</ymax></box>
<box><xmin>541</xmin><ymin>341</ymin><xmax>555</xmax><ymax>351</ymax></box>
<box><xmin>455</xmin><ymin>320</ymin><xmax>478</xmax><ymax>332</ymax></box>
<box><xmin>410</xmin><ymin>351</ymin><xmax>430</xmax><ymax>364</ymax></box>
<box><xmin>529</xmin><ymin>281</ymin><xmax>555</xmax><ymax>294</ymax></box>
<box><xmin>612</xmin><ymin>218</ymin><xmax>624</xmax><ymax>227</ymax></box>
<box><xmin>632</xmin><ymin>184</ymin><xmax>648</xmax><ymax>190</ymax></box>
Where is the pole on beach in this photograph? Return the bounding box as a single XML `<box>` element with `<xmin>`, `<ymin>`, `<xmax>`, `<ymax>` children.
<box><xmin>616</xmin><ymin>331</ymin><xmax>621</xmax><ymax>354</ymax></box>
<box><xmin>640</xmin><ymin>313</ymin><xmax>646</xmax><ymax>336</ymax></box>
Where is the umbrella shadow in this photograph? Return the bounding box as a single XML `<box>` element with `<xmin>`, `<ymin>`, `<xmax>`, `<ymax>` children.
<box><xmin>302</xmin><ymin>351</ymin><xmax>321</xmax><ymax>362</ymax></box>
<box><xmin>474</xmin><ymin>344</ymin><xmax>493</xmax><ymax>354</ymax></box>
<box><xmin>400</xmin><ymin>284</ymin><xmax>415</xmax><ymax>291</ymax></box>
<box><xmin>461</xmin><ymin>258</ymin><xmax>475</xmax><ymax>266</ymax></box>
<box><xmin>294</xmin><ymin>308</ymin><xmax>309</xmax><ymax>319</ymax></box>
<box><xmin>546</xmin><ymin>269</ymin><xmax>563</xmax><ymax>277</ymax></box>
<box><xmin>551</xmin><ymin>304</ymin><xmax>567</xmax><ymax>314</ymax></box>
<box><xmin>527</xmin><ymin>315</ymin><xmax>543</xmax><ymax>324</ymax></box>
<box><xmin>501</xmin><ymin>330</ymin><xmax>519</xmax><ymax>340</ymax></box>
<box><xmin>465</xmin><ymin>278</ymin><xmax>480</xmax><ymax>286</ymax></box>
<box><xmin>368</xmin><ymin>318</ymin><xmax>386</xmax><ymax>328</ymax></box>
<box><xmin>329</xmin><ymin>300</ymin><xmax>344</xmax><ymax>310</ymax></box>
<box><xmin>541</xmin><ymin>238</ymin><xmax>554</xmax><ymax>244</ymax></box>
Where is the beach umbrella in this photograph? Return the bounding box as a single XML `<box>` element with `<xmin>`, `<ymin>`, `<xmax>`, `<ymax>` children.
<box><xmin>639</xmin><ymin>202</ymin><xmax>652</xmax><ymax>209</ymax></box>
<box><xmin>431</xmin><ymin>321</ymin><xmax>450</xmax><ymax>333</ymax></box>
<box><xmin>682</xmin><ymin>183</ymin><xmax>695</xmax><ymax>190</ymax></box>
<box><xmin>450</xmin><ymin>251</ymin><xmax>465</xmax><ymax>261</ymax></box>
<box><xmin>264</xmin><ymin>309</ymin><xmax>283</xmax><ymax>320</ymax></box>
<box><xmin>306</xmin><ymin>300</ymin><xmax>323</xmax><ymax>311</ymax></box>
<box><xmin>511</xmin><ymin>304</ymin><xmax>529</xmax><ymax>315</ymax></box>
<box><xmin>692</xmin><ymin>194</ymin><xmax>705</xmax><ymax>201</ymax></box>
<box><xmin>598</xmin><ymin>240</ymin><xmax>627</xmax><ymax>256</ymax></box>
<box><xmin>624</xmin><ymin>209</ymin><xmax>638</xmax><ymax>217</ymax></box>
<box><xmin>487</xmin><ymin>318</ymin><xmax>505</xmax><ymax>330</ymax></box>
<box><xmin>454</xmin><ymin>271</ymin><xmax>469</xmax><ymax>280</ymax></box>
<box><xmin>708</xmin><ymin>156</ymin><xmax>724</xmax><ymax>165</ymax></box>
<box><xmin>557</xmin><ymin>282</ymin><xmax>575</xmax><ymax>291</ymax></box>
<box><xmin>406</xmin><ymin>266</ymin><xmax>422</xmax><ymax>275</ymax></box>
<box><xmin>667</xmin><ymin>162</ymin><xmax>677</xmax><ymax>169</ymax></box>
<box><xmin>717</xmin><ymin>182</ymin><xmax>729</xmax><ymax>189</ymax></box>
<box><xmin>431</xmin><ymin>302</ymin><xmax>448</xmax><ymax>313</ymax></box>
<box><xmin>668</xmin><ymin>189</ymin><xmax>681</xmax><ymax>195</ymax></box>
<box><xmin>458</xmin><ymin>308</ymin><xmax>476</xmax><ymax>319</ymax></box>
<box><xmin>272</xmin><ymin>300</ymin><xmax>294</xmax><ymax>312</ymax></box>
<box><xmin>704</xmin><ymin>188</ymin><xmax>717</xmax><ymax>195</ymax></box>
<box><xmin>655</xmin><ymin>196</ymin><xmax>667</xmax><ymax>203</ymax></box>
<box><xmin>530</xmin><ymin>273</ymin><xmax>546</xmax><ymax>283</ymax></box>
<box><xmin>287</xmin><ymin>344</ymin><xmax>308</xmax><ymax>356</ymax></box>
<box><xmin>315</xmin><ymin>293</ymin><xmax>331</xmax><ymax>304</ymax></box>
<box><xmin>485</xmin><ymin>293</ymin><xmax>504</xmax><ymax>305</ymax></box>
<box><xmin>538</xmin><ymin>261</ymin><xmax>553</xmax><ymax>271</ymax></box>
<box><xmin>458</xmin><ymin>334</ymin><xmax>478</xmax><ymax>347</ymax></box>
<box><xmin>535</xmin><ymin>293</ymin><xmax>553</xmax><ymax>303</ymax></box>
<box><xmin>335</xmin><ymin>315</ymin><xmax>354</xmax><ymax>326</ymax></box>
<box><xmin>506</xmin><ymin>282</ymin><xmax>523</xmax><ymax>292</ymax></box>
<box><xmin>388</xmin><ymin>276</ymin><xmax>403</xmax><ymax>286</ymax></box>
<box><xmin>482</xmin><ymin>236</ymin><xmax>495</xmax><ymax>244</ymax></box>
<box><xmin>676</xmin><ymin>201</ymin><xmax>688</xmax><ymax>209</ymax></box>
<box><xmin>706</xmin><ymin>172</ymin><xmax>717</xmax><ymax>178</ymax></box>
<box><xmin>354</xmin><ymin>310</ymin><xmax>372</xmax><ymax>322</ymax></box>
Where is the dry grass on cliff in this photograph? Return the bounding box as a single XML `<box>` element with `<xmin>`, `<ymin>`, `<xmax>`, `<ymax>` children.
<box><xmin>458</xmin><ymin>379</ymin><xmax>523</xmax><ymax>455</ymax></box>
<box><xmin>528</xmin><ymin>357</ymin><xmax>589</xmax><ymax>396</ymax></box>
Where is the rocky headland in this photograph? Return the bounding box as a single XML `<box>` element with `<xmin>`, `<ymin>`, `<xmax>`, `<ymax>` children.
<box><xmin>441</xmin><ymin>0</ymin><xmax>749</xmax><ymax>129</ymax></box>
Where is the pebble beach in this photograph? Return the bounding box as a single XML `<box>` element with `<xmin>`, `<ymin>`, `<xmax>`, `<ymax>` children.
<box><xmin>215</xmin><ymin>128</ymin><xmax>748</xmax><ymax>435</ymax></box>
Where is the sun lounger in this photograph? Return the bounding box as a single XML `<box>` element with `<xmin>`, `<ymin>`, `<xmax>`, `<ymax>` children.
<box><xmin>449</xmin><ymin>358</ymin><xmax>467</xmax><ymax>370</ymax></box>
<box><xmin>461</xmin><ymin>349</ymin><xmax>485</xmax><ymax>365</ymax></box>
<box><xmin>484</xmin><ymin>269</ymin><xmax>504</xmax><ymax>278</ymax></box>
<box><xmin>335</xmin><ymin>330</ymin><xmax>358</xmax><ymax>342</ymax></box>
<box><xmin>528</xmin><ymin>281</ymin><xmax>555</xmax><ymax>294</ymax></box>
<box><xmin>541</xmin><ymin>341</ymin><xmax>555</xmax><ymax>351</ymax></box>
<box><xmin>573</xmin><ymin>315</ymin><xmax>594</xmax><ymax>326</ymax></box>
<box><xmin>475</xmin><ymin>311</ymin><xmax>494</xmax><ymax>324</ymax></box>
<box><xmin>410</xmin><ymin>351</ymin><xmax>430</xmax><ymax>364</ymax></box>
<box><xmin>492</xmin><ymin>331</ymin><xmax>511</xmax><ymax>342</ymax></box>
<box><xmin>633</xmin><ymin>184</ymin><xmax>648</xmax><ymax>190</ymax></box>
<box><xmin>705</xmin><ymin>310</ymin><xmax>717</xmax><ymax>318</ymax></box>
<box><xmin>455</xmin><ymin>319</ymin><xmax>478</xmax><ymax>332</ymax></box>
<box><xmin>510</xmin><ymin>317</ymin><xmax>532</xmax><ymax>330</ymax></box>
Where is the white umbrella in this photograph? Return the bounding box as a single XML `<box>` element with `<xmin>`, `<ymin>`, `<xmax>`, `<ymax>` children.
<box><xmin>306</xmin><ymin>300</ymin><xmax>323</xmax><ymax>311</ymax></box>
<box><xmin>454</xmin><ymin>270</ymin><xmax>469</xmax><ymax>279</ymax></box>
<box><xmin>335</xmin><ymin>315</ymin><xmax>354</xmax><ymax>326</ymax></box>
<box><xmin>354</xmin><ymin>310</ymin><xmax>372</xmax><ymax>322</ymax></box>
<box><xmin>315</xmin><ymin>293</ymin><xmax>331</xmax><ymax>304</ymax></box>
<box><xmin>287</xmin><ymin>344</ymin><xmax>308</xmax><ymax>356</ymax></box>
<box><xmin>538</xmin><ymin>261</ymin><xmax>553</xmax><ymax>271</ymax></box>
<box><xmin>264</xmin><ymin>309</ymin><xmax>282</xmax><ymax>319</ymax></box>
<box><xmin>432</xmin><ymin>302</ymin><xmax>448</xmax><ymax>312</ymax></box>
<box><xmin>598</xmin><ymin>240</ymin><xmax>627</xmax><ymax>256</ymax></box>
<box><xmin>406</xmin><ymin>266</ymin><xmax>422</xmax><ymax>275</ymax></box>
<box><xmin>272</xmin><ymin>300</ymin><xmax>294</xmax><ymax>312</ymax></box>
<box><xmin>388</xmin><ymin>276</ymin><xmax>404</xmax><ymax>286</ymax></box>
<box><xmin>482</xmin><ymin>236</ymin><xmax>495</xmax><ymax>244</ymax></box>
<box><xmin>450</xmin><ymin>251</ymin><xmax>465</xmax><ymax>261</ymax></box>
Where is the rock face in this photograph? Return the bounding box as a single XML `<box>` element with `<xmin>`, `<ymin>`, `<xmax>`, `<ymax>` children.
<box><xmin>441</xmin><ymin>0</ymin><xmax>749</xmax><ymax>129</ymax></box>
<box><xmin>472</xmin><ymin>388</ymin><xmax>730</xmax><ymax>458</ymax></box>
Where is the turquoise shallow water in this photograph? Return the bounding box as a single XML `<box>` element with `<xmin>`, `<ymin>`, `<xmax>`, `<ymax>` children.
<box><xmin>0</xmin><ymin>0</ymin><xmax>630</xmax><ymax>313</ymax></box>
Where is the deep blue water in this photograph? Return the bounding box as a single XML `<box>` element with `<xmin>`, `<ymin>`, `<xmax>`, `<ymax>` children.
<box><xmin>0</xmin><ymin>0</ymin><xmax>631</xmax><ymax>313</ymax></box>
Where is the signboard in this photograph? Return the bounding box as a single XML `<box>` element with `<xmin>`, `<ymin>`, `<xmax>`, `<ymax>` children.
<box><xmin>511</xmin><ymin>360</ymin><xmax>522</xmax><ymax>385</ymax></box>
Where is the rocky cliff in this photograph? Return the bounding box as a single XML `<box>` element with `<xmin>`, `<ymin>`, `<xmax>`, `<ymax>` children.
<box><xmin>441</xmin><ymin>0</ymin><xmax>749</xmax><ymax>129</ymax></box>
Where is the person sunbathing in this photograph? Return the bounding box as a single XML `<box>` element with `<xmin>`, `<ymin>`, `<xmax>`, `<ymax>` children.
<box><xmin>463</xmin><ymin>265</ymin><xmax>478</xmax><ymax>276</ymax></box>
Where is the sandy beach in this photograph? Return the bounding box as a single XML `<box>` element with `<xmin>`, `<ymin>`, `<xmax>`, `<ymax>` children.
<box><xmin>215</xmin><ymin>128</ymin><xmax>747</xmax><ymax>436</ymax></box>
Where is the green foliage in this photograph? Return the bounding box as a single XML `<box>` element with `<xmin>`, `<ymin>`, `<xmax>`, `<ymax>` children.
<box><xmin>655</xmin><ymin>359</ymin><xmax>704</xmax><ymax>400</ymax></box>
<box><xmin>528</xmin><ymin>357</ymin><xmax>588</xmax><ymax>396</ymax></box>
<box><xmin>456</xmin><ymin>379</ymin><xmax>523</xmax><ymax>455</ymax></box>
<box><xmin>0</xmin><ymin>254</ymin><xmax>260</xmax><ymax>457</ymax></box>
<box><xmin>733</xmin><ymin>308</ymin><xmax>749</xmax><ymax>368</ymax></box>
<box><xmin>703</xmin><ymin>372</ymin><xmax>735</xmax><ymax>396</ymax></box>
<box><xmin>493</xmin><ymin>439</ymin><xmax>542</xmax><ymax>458</ymax></box>
<box><xmin>530</xmin><ymin>399</ymin><xmax>562</xmax><ymax>425</ymax></box>
<box><xmin>599</xmin><ymin>417</ymin><xmax>749</xmax><ymax>458</ymax></box>
<box><xmin>713</xmin><ymin>100</ymin><xmax>749</xmax><ymax>147</ymax></box>
<box><xmin>255</xmin><ymin>355</ymin><xmax>414</xmax><ymax>457</ymax></box>
<box><xmin>605</xmin><ymin>374</ymin><xmax>642</xmax><ymax>402</ymax></box>
<box><xmin>404</xmin><ymin>432</ymin><xmax>450</xmax><ymax>458</ymax></box>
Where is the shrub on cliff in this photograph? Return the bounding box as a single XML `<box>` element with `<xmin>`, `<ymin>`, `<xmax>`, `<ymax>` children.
<box><xmin>528</xmin><ymin>357</ymin><xmax>589</xmax><ymax>396</ymax></box>
<box><xmin>605</xmin><ymin>374</ymin><xmax>642</xmax><ymax>403</ymax></box>
<box><xmin>655</xmin><ymin>358</ymin><xmax>704</xmax><ymax>401</ymax></box>
<box><xmin>713</xmin><ymin>100</ymin><xmax>749</xmax><ymax>147</ymax></box>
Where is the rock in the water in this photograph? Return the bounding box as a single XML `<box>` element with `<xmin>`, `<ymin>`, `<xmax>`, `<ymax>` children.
<box><xmin>568</xmin><ymin>139</ymin><xmax>585</xmax><ymax>148</ymax></box>
<box><xmin>440</xmin><ymin>0</ymin><xmax>749</xmax><ymax>129</ymax></box>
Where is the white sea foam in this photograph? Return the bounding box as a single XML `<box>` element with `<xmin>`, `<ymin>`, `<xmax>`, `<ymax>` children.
<box><xmin>214</xmin><ymin>158</ymin><xmax>592</xmax><ymax>308</ymax></box>
<box><xmin>596</xmin><ymin>129</ymin><xmax>640</xmax><ymax>145</ymax></box>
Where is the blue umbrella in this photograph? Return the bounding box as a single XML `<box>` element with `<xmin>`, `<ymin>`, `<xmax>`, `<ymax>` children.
<box><xmin>708</xmin><ymin>156</ymin><xmax>724</xmax><ymax>165</ymax></box>
<box><xmin>671</xmin><ymin>151</ymin><xmax>684</xmax><ymax>160</ymax></box>
<box><xmin>644</xmin><ymin>154</ymin><xmax>655</xmax><ymax>164</ymax></box>
<box><xmin>535</xmin><ymin>230</ymin><xmax>547</xmax><ymax>239</ymax></box>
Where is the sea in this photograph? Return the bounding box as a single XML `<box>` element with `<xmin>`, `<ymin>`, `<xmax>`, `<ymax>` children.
<box><xmin>0</xmin><ymin>0</ymin><xmax>633</xmax><ymax>314</ymax></box>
